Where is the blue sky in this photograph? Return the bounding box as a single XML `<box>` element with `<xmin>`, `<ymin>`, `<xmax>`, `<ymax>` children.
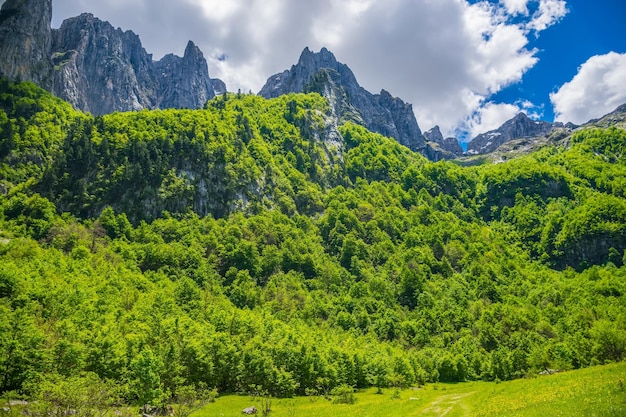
<box><xmin>490</xmin><ymin>0</ymin><xmax>626</xmax><ymax>124</ymax></box>
<box><xmin>5</xmin><ymin>0</ymin><xmax>625</xmax><ymax>141</ymax></box>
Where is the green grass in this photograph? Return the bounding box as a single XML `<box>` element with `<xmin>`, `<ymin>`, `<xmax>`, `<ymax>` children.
<box><xmin>194</xmin><ymin>362</ymin><xmax>626</xmax><ymax>417</ymax></box>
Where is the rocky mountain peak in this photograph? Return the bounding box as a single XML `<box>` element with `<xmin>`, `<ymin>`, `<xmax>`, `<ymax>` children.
<box><xmin>51</xmin><ymin>13</ymin><xmax>158</xmax><ymax>114</ymax></box>
<box><xmin>298</xmin><ymin>46</ymin><xmax>338</xmax><ymax>69</ymax></box>
<box><xmin>467</xmin><ymin>112</ymin><xmax>556</xmax><ymax>155</ymax></box>
<box><xmin>260</xmin><ymin>47</ymin><xmax>356</xmax><ymax>100</ymax></box>
<box><xmin>183</xmin><ymin>40</ymin><xmax>202</xmax><ymax>61</ymax></box>
<box><xmin>154</xmin><ymin>40</ymin><xmax>216</xmax><ymax>110</ymax></box>
<box><xmin>424</xmin><ymin>126</ymin><xmax>444</xmax><ymax>143</ymax></box>
<box><xmin>0</xmin><ymin>0</ymin><xmax>53</xmax><ymax>89</ymax></box>
<box><xmin>0</xmin><ymin>0</ymin><xmax>225</xmax><ymax>115</ymax></box>
<box><xmin>423</xmin><ymin>126</ymin><xmax>464</xmax><ymax>161</ymax></box>
<box><xmin>259</xmin><ymin>47</ymin><xmax>426</xmax><ymax>152</ymax></box>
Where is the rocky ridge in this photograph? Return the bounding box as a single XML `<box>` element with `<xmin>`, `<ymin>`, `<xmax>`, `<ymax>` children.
<box><xmin>0</xmin><ymin>0</ymin><xmax>225</xmax><ymax>115</ymax></box>
<box><xmin>587</xmin><ymin>103</ymin><xmax>626</xmax><ymax>130</ymax></box>
<box><xmin>4</xmin><ymin>0</ymin><xmax>615</xmax><ymax>163</ymax></box>
<box><xmin>466</xmin><ymin>112</ymin><xmax>557</xmax><ymax>155</ymax></box>
<box><xmin>260</xmin><ymin>47</ymin><xmax>428</xmax><ymax>153</ymax></box>
<box><xmin>423</xmin><ymin>126</ymin><xmax>464</xmax><ymax>161</ymax></box>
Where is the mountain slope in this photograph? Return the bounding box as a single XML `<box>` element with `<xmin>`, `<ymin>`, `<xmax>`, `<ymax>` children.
<box><xmin>259</xmin><ymin>47</ymin><xmax>427</xmax><ymax>153</ymax></box>
<box><xmin>0</xmin><ymin>80</ymin><xmax>625</xmax><ymax>404</ymax></box>
<box><xmin>467</xmin><ymin>112</ymin><xmax>560</xmax><ymax>155</ymax></box>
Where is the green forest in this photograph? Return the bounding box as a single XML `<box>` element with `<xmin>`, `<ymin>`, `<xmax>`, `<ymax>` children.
<box><xmin>0</xmin><ymin>79</ymin><xmax>625</xmax><ymax>410</ymax></box>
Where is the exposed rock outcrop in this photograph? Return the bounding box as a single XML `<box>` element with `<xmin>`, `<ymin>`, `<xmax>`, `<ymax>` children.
<box><xmin>423</xmin><ymin>126</ymin><xmax>463</xmax><ymax>160</ymax></box>
<box><xmin>51</xmin><ymin>13</ymin><xmax>222</xmax><ymax>114</ymax></box>
<box><xmin>259</xmin><ymin>47</ymin><xmax>426</xmax><ymax>152</ymax></box>
<box><xmin>0</xmin><ymin>1</ymin><xmax>225</xmax><ymax>115</ymax></box>
<box><xmin>51</xmin><ymin>13</ymin><xmax>157</xmax><ymax>114</ymax></box>
<box><xmin>0</xmin><ymin>0</ymin><xmax>53</xmax><ymax>89</ymax></box>
<box><xmin>154</xmin><ymin>40</ymin><xmax>216</xmax><ymax>110</ymax></box>
<box><xmin>467</xmin><ymin>113</ymin><xmax>555</xmax><ymax>155</ymax></box>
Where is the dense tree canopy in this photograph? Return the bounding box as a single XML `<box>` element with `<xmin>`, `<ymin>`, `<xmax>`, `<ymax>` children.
<box><xmin>0</xmin><ymin>80</ymin><xmax>624</xmax><ymax>404</ymax></box>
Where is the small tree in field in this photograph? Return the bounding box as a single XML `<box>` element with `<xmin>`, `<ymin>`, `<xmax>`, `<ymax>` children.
<box><xmin>330</xmin><ymin>384</ymin><xmax>356</xmax><ymax>405</ymax></box>
<box><xmin>260</xmin><ymin>394</ymin><xmax>272</xmax><ymax>417</ymax></box>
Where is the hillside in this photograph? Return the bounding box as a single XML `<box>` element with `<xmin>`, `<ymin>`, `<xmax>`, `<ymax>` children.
<box><xmin>0</xmin><ymin>80</ymin><xmax>625</xmax><ymax>408</ymax></box>
<box><xmin>259</xmin><ymin>47</ymin><xmax>426</xmax><ymax>153</ymax></box>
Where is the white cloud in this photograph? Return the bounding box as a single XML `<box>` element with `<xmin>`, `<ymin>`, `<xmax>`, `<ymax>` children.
<box><xmin>185</xmin><ymin>0</ymin><xmax>243</xmax><ymax>21</ymax></box>
<box><xmin>528</xmin><ymin>0</ymin><xmax>568</xmax><ymax>32</ymax></box>
<box><xmin>44</xmin><ymin>0</ymin><xmax>570</xmax><ymax>140</ymax></box>
<box><xmin>551</xmin><ymin>52</ymin><xmax>626</xmax><ymax>125</ymax></box>
<box><xmin>502</xmin><ymin>0</ymin><xmax>530</xmax><ymax>15</ymax></box>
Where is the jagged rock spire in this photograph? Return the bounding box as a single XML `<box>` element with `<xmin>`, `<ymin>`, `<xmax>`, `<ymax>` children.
<box><xmin>0</xmin><ymin>0</ymin><xmax>225</xmax><ymax>114</ymax></box>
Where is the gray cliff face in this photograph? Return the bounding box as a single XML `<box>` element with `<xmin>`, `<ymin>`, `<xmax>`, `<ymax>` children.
<box><xmin>51</xmin><ymin>14</ymin><xmax>219</xmax><ymax>114</ymax></box>
<box><xmin>374</xmin><ymin>90</ymin><xmax>425</xmax><ymax>152</ymax></box>
<box><xmin>0</xmin><ymin>0</ymin><xmax>53</xmax><ymax>89</ymax></box>
<box><xmin>51</xmin><ymin>13</ymin><xmax>156</xmax><ymax>114</ymax></box>
<box><xmin>423</xmin><ymin>125</ymin><xmax>463</xmax><ymax>160</ymax></box>
<box><xmin>0</xmin><ymin>1</ymin><xmax>224</xmax><ymax>115</ymax></box>
<box><xmin>467</xmin><ymin>113</ymin><xmax>555</xmax><ymax>155</ymax></box>
<box><xmin>154</xmin><ymin>41</ymin><xmax>215</xmax><ymax>110</ymax></box>
<box><xmin>260</xmin><ymin>47</ymin><xmax>351</xmax><ymax>99</ymax></box>
<box><xmin>259</xmin><ymin>47</ymin><xmax>426</xmax><ymax>152</ymax></box>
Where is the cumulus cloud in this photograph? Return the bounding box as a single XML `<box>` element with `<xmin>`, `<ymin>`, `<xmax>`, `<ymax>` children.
<box><xmin>551</xmin><ymin>52</ymin><xmax>626</xmax><ymax>124</ymax></box>
<box><xmin>466</xmin><ymin>103</ymin><xmax>522</xmax><ymax>138</ymax></box>
<box><xmin>42</xmin><ymin>0</ymin><xmax>570</xmax><ymax>140</ymax></box>
<box><xmin>527</xmin><ymin>0</ymin><xmax>568</xmax><ymax>32</ymax></box>
<box><xmin>502</xmin><ymin>0</ymin><xmax>530</xmax><ymax>15</ymax></box>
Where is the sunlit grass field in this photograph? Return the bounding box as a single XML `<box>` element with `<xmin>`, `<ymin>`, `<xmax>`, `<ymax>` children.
<box><xmin>195</xmin><ymin>362</ymin><xmax>626</xmax><ymax>417</ymax></box>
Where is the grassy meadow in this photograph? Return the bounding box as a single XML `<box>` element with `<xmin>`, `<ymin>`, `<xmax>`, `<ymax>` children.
<box><xmin>196</xmin><ymin>362</ymin><xmax>626</xmax><ymax>417</ymax></box>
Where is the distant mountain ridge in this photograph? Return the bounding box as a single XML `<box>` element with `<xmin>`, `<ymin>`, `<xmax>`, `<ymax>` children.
<box><xmin>259</xmin><ymin>47</ymin><xmax>428</xmax><ymax>153</ymax></box>
<box><xmin>0</xmin><ymin>0</ymin><xmax>458</xmax><ymax>158</ymax></box>
<box><xmin>3</xmin><ymin>0</ymin><xmax>620</xmax><ymax>161</ymax></box>
<box><xmin>0</xmin><ymin>0</ymin><xmax>225</xmax><ymax>114</ymax></box>
<box><xmin>466</xmin><ymin>112</ymin><xmax>576</xmax><ymax>155</ymax></box>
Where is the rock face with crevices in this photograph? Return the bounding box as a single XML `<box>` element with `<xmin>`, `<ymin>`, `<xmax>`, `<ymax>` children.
<box><xmin>259</xmin><ymin>47</ymin><xmax>427</xmax><ymax>152</ymax></box>
<box><xmin>423</xmin><ymin>125</ymin><xmax>463</xmax><ymax>160</ymax></box>
<box><xmin>50</xmin><ymin>13</ymin><xmax>158</xmax><ymax>114</ymax></box>
<box><xmin>0</xmin><ymin>0</ymin><xmax>225</xmax><ymax>114</ymax></box>
<box><xmin>0</xmin><ymin>0</ymin><xmax>53</xmax><ymax>89</ymax></box>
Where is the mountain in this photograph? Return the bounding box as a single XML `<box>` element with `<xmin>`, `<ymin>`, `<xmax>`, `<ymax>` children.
<box><xmin>423</xmin><ymin>125</ymin><xmax>464</xmax><ymax>160</ymax></box>
<box><xmin>0</xmin><ymin>0</ymin><xmax>225</xmax><ymax>114</ymax></box>
<box><xmin>466</xmin><ymin>112</ymin><xmax>559</xmax><ymax>155</ymax></box>
<box><xmin>587</xmin><ymin>102</ymin><xmax>626</xmax><ymax>129</ymax></box>
<box><xmin>259</xmin><ymin>47</ymin><xmax>427</xmax><ymax>153</ymax></box>
<box><xmin>1</xmin><ymin>1</ymin><xmax>626</xmax><ymax>410</ymax></box>
<box><xmin>0</xmin><ymin>1</ymin><xmax>448</xmax><ymax>159</ymax></box>
<box><xmin>1</xmin><ymin>79</ymin><xmax>625</xmax><ymax>403</ymax></box>
<box><xmin>0</xmin><ymin>0</ymin><xmax>53</xmax><ymax>89</ymax></box>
